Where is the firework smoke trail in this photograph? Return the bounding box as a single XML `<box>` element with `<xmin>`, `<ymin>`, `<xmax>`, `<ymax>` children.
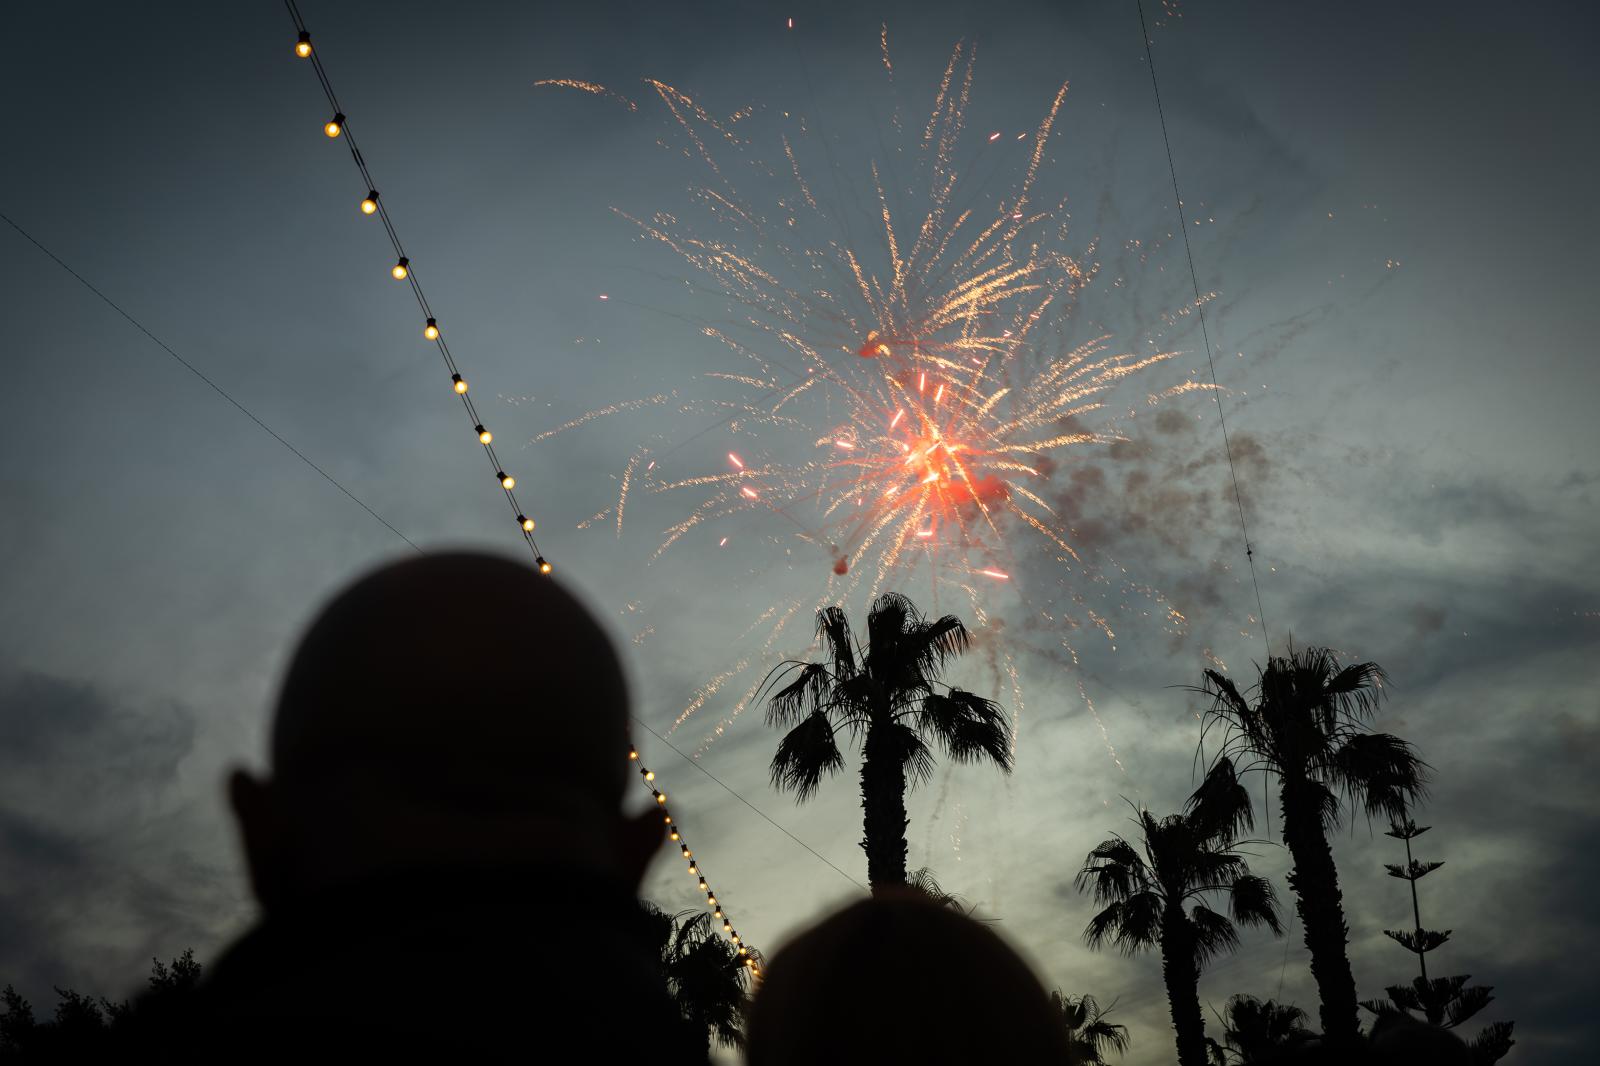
<box><xmin>535</xmin><ymin>37</ymin><xmax>1211</xmax><ymax>758</ymax></box>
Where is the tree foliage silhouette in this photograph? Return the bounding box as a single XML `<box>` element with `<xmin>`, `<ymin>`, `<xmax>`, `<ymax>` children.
<box><xmin>1076</xmin><ymin>802</ymin><xmax>1282</xmax><ymax>1066</ymax></box>
<box><xmin>1051</xmin><ymin>991</ymin><xmax>1131</xmax><ymax>1065</ymax></box>
<box><xmin>764</xmin><ymin>593</ymin><xmax>1012</xmax><ymax>889</ymax></box>
<box><xmin>1362</xmin><ymin>818</ymin><xmax>1515</xmax><ymax>1064</ymax></box>
<box><xmin>1191</xmin><ymin>647</ymin><xmax>1428</xmax><ymax>1050</ymax></box>
<box><xmin>1204</xmin><ymin>994</ymin><xmax>1316</xmax><ymax>1064</ymax></box>
<box><xmin>643</xmin><ymin>903</ymin><xmax>756</xmax><ymax>1054</ymax></box>
<box><xmin>1</xmin><ymin>951</ymin><xmax>201</xmax><ymax>1062</ymax></box>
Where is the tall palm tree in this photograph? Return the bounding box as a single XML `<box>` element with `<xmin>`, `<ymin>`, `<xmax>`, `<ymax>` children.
<box><xmin>1192</xmin><ymin>647</ymin><xmax>1428</xmax><ymax>1049</ymax></box>
<box><xmin>1205</xmin><ymin>994</ymin><xmax>1316</xmax><ymax>1063</ymax></box>
<box><xmin>1050</xmin><ymin>991</ymin><xmax>1131</xmax><ymax>1065</ymax></box>
<box><xmin>642</xmin><ymin>904</ymin><xmax>756</xmax><ymax>1054</ymax></box>
<box><xmin>764</xmin><ymin>593</ymin><xmax>1012</xmax><ymax>889</ymax></box>
<box><xmin>1076</xmin><ymin>805</ymin><xmax>1282</xmax><ymax>1066</ymax></box>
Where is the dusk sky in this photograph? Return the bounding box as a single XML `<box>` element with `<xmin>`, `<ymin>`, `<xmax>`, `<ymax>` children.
<box><xmin>2</xmin><ymin>1</ymin><xmax>1596</xmax><ymax>1061</ymax></box>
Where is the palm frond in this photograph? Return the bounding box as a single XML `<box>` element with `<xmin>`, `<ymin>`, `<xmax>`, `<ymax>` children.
<box><xmin>769</xmin><ymin>711</ymin><xmax>845</xmax><ymax>801</ymax></box>
<box><xmin>1469</xmin><ymin>1020</ymin><xmax>1515</xmax><ymax>1063</ymax></box>
<box><xmin>1226</xmin><ymin>873</ymin><xmax>1283</xmax><ymax>935</ymax></box>
<box><xmin>816</xmin><ymin>605</ymin><xmax>857</xmax><ymax>678</ymax></box>
<box><xmin>1190</xmin><ymin>904</ymin><xmax>1242</xmax><ymax>966</ymax></box>
<box><xmin>916</xmin><ymin>689</ymin><xmax>1014</xmax><ymax>771</ymax></box>
<box><xmin>763</xmin><ymin>661</ymin><xmax>833</xmax><ymax>727</ymax></box>
<box><xmin>903</xmin><ymin>613</ymin><xmax>972</xmax><ymax>681</ymax></box>
<box><xmin>1188</xmin><ymin>756</ymin><xmax>1254</xmax><ymax>840</ymax></box>
<box><xmin>882</xmin><ymin>721</ymin><xmax>937</xmax><ymax>788</ymax></box>
<box><xmin>1334</xmin><ymin>731</ymin><xmax>1430</xmax><ymax>823</ymax></box>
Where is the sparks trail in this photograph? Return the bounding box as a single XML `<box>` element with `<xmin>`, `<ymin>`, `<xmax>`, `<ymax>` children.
<box><xmin>537</xmin><ymin>38</ymin><xmax>1214</xmax><ymax>753</ymax></box>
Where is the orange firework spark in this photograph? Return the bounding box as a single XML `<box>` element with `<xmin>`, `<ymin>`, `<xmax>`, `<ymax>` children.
<box><xmin>537</xmin><ymin>38</ymin><xmax>1211</xmax><ymax>750</ymax></box>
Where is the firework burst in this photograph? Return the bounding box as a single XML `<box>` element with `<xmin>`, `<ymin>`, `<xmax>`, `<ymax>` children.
<box><xmin>537</xmin><ymin>34</ymin><xmax>1210</xmax><ymax>751</ymax></box>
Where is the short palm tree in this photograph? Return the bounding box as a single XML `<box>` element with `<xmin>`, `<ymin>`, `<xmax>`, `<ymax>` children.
<box><xmin>1205</xmin><ymin>995</ymin><xmax>1316</xmax><ymax>1063</ymax></box>
<box><xmin>1192</xmin><ymin>647</ymin><xmax>1428</xmax><ymax>1050</ymax></box>
<box><xmin>764</xmin><ymin>594</ymin><xmax>1012</xmax><ymax>890</ymax></box>
<box><xmin>1051</xmin><ymin>991</ymin><xmax>1131</xmax><ymax>1065</ymax></box>
<box><xmin>1076</xmin><ymin>805</ymin><xmax>1282</xmax><ymax>1066</ymax></box>
<box><xmin>642</xmin><ymin>904</ymin><xmax>755</xmax><ymax>1054</ymax></box>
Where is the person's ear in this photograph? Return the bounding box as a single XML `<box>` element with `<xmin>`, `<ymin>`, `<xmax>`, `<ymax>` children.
<box><xmin>229</xmin><ymin>768</ymin><xmax>288</xmax><ymax>912</ymax></box>
<box><xmin>614</xmin><ymin>805</ymin><xmax>669</xmax><ymax>890</ymax></box>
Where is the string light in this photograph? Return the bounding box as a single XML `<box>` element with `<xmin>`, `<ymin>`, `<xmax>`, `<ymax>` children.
<box><xmin>628</xmin><ymin>745</ymin><xmax>762</xmax><ymax>977</ymax></box>
<box><xmin>284</xmin><ymin>2</ymin><xmax>768</xmax><ymax>980</ymax></box>
<box><xmin>284</xmin><ymin>0</ymin><xmax>552</xmax><ymax>577</ymax></box>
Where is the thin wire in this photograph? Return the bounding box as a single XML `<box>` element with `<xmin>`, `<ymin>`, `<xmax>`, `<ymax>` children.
<box><xmin>1134</xmin><ymin>0</ymin><xmax>1270</xmax><ymax>659</ymax></box>
<box><xmin>284</xmin><ymin>0</ymin><xmax>548</xmax><ymax>562</ymax></box>
<box><xmin>0</xmin><ymin>209</ymin><xmax>422</xmax><ymax>555</ymax></box>
<box><xmin>632</xmin><ymin>716</ymin><xmax>869</xmax><ymax>893</ymax></box>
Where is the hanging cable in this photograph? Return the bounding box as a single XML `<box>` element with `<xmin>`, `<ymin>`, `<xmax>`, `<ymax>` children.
<box><xmin>282</xmin><ymin>0</ymin><xmax>550</xmax><ymax>572</ymax></box>
<box><xmin>1134</xmin><ymin>0</ymin><xmax>1270</xmax><ymax>659</ymax></box>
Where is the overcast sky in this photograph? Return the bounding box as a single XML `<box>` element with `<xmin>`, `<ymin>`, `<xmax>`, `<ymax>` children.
<box><xmin>2</xmin><ymin>1</ymin><xmax>1596</xmax><ymax>1061</ymax></box>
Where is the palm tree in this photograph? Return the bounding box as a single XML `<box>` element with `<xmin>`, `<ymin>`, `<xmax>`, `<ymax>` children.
<box><xmin>642</xmin><ymin>904</ymin><xmax>756</xmax><ymax>1054</ymax></box>
<box><xmin>1076</xmin><ymin>805</ymin><xmax>1282</xmax><ymax>1066</ymax></box>
<box><xmin>764</xmin><ymin>594</ymin><xmax>1012</xmax><ymax>889</ymax></box>
<box><xmin>1192</xmin><ymin>647</ymin><xmax>1428</xmax><ymax>1049</ymax></box>
<box><xmin>1205</xmin><ymin>994</ymin><xmax>1316</xmax><ymax>1063</ymax></box>
<box><xmin>1050</xmin><ymin>991</ymin><xmax>1131</xmax><ymax>1065</ymax></box>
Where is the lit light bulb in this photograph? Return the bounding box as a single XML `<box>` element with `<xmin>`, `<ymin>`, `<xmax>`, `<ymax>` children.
<box><xmin>688</xmin><ymin>862</ymin><xmax>698</xmax><ymax>875</ymax></box>
<box><xmin>451</xmin><ymin>374</ymin><xmax>467</xmax><ymax>394</ymax></box>
<box><xmin>295</xmin><ymin>32</ymin><xmax>313</xmax><ymax>58</ymax></box>
<box><xmin>713</xmin><ymin>907</ymin><xmax>723</xmax><ymax>919</ymax></box>
<box><xmin>476</xmin><ymin>425</ymin><xmax>492</xmax><ymax>444</ymax></box>
<box><xmin>498</xmin><ymin>472</ymin><xmax>515</xmax><ymax>490</ymax></box>
<box><xmin>392</xmin><ymin>257</ymin><xmax>409</xmax><ymax>280</ymax></box>
<box><xmin>644</xmin><ymin>770</ymin><xmax>655</xmax><ymax>782</ymax></box>
<box><xmin>739</xmin><ymin>945</ymin><xmax>748</xmax><ymax>955</ymax></box>
<box><xmin>662</xmin><ymin>813</ymin><xmax>671</xmax><ymax>823</ymax></box>
<box><xmin>518</xmin><ymin>516</ymin><xmax>536</xmax><ymax>532</ymax></box>
<box><xmin>537</xmin><ymin>557</ymin><xmax>552</xmax><ymax>574</ymax></box>
<box><xmin>707</xmin><ymin>895</ymin><xmax>717</xmax><ymax>907</ymax></box>
<box><xmin>731</xmin><ymin>933</ymin><xmax>740</xmax><ymax>944</ymax></box>
<box><xmin>324</xmin><ymin>113</ymin><xmax>344</xmax><ymax>138</ymax></box>
<box><xmin>679</xmin><ymin>844</ymin><xmax>691</xmax><ymax>857</ymax></box>
<box><xmin>668</xmin><ymin>830</ymin><xmax>680</xmax><ymax>842</ymax></box>
<box><xmin>654</xmin><ymin>790</ymin><xmax>666</xmax><ymax>804</ymax></box>
<box><xmin>628</xmin><ymin>749</ymin><xmax>639</xmax><ymax>761</ymax></box>
<box><xmin>424</xmin><ymin>317</ymin><xmax>439</xmax><ymax>340</ymax></box>
<box><xmin>723</xmin><ymin>920</ymin><xmax>732</xmax><ymax>931</ymax></box>
<box><xmin>360</xmin><ymin>191</ymin><xmax>379</xmax><ymax>215</ymax></box>
<box><xmin>698</xmin><ymin>878</ymin><xmax>708</xmax><ymax>890</ymax></box>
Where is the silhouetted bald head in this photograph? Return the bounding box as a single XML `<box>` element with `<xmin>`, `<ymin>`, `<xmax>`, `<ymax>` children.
<box><xmin>747</xmin><ymin>893</ymin><xmax>1070</xmax><ymax>1066</ymax></box>
<box><xmin>273</xmin><ymin>552</ymin><xmax>628</xmax><ymax>807</ymax></box>
<box><xmin>231</xmin><ymin>553</ymin><xmax>658</xmax><ymax>912</ymax></box>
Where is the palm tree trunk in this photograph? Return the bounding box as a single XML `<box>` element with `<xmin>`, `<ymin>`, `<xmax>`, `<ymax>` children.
<box><xmin>859</xmin><ymin>723</ymin><xmax>908</xmax><ymax>891</ymax></box>
<box><xmin>1279</xmin><ymin>777</ymin><xmax>1361</xmax><ymax>1050</ymax></box>
<box><xmin>1159</xmin><ymin>914</ymin><xmax>1208</xmax><ymax>1066</ymax></box>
